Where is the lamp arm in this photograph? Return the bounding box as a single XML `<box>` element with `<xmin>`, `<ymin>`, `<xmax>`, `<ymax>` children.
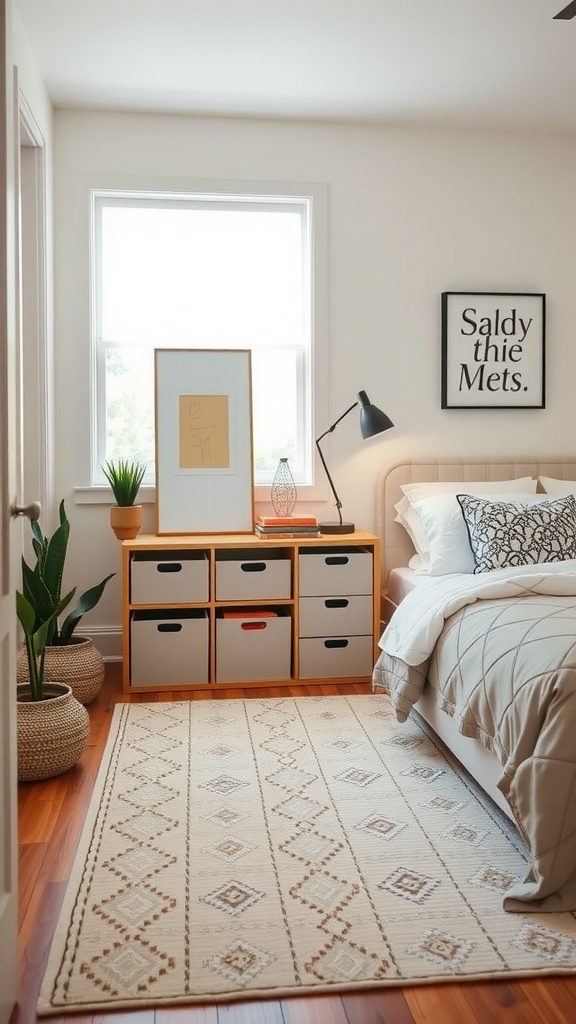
<box><xmin>315</xmin><ymin>401</ymin><xmax>359</xmax><ymax>526</ymax></box>
<box><xmin>315</xmin><ymin>401</ymin><xmax>358</xmax><ymax>445</ymax></box>
<box><xmin>315</xmin><ymin>437</ymin><xmax>343</xmax><ymax>525</ymax></box>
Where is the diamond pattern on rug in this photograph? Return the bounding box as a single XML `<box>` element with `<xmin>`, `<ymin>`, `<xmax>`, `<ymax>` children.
<box><xmin>334</xmin><ymin>766</ymin><xmax>381</xmax><ymax>788</ymax></box>
<box><xmin>408</xmin><ymin>929</ymin><xmax>475</xmax><ymax>969</ymax></box>
<box><xmin>442</xmin><ymin>823</ymin><xmax>488</xmax><ymax>846</ymax></box>
<box><xmin>38</xmin><ymin>696</ymin><xmax>576</xmax><ymax>1017</ymax></box>
<box><xmin>327</xmin><ymin>738</ymin><xmax>361</xmax><ymax>751</ymax></box>
<box><xmin>378</xmin><ymin>867</ymin><xmax>440</xmax><ymax>904</ymax></box>
<box><xmin>354</xmin><ymin>813</ymin><xmax>407</xmax><ymax>841</ymax></box>
<box><xmin>401</xmin><ymin>763</ymin><xmax>445</xmax><ymax>783</ymax></box>
<box><xmin>113</xmin><ymin>809</ymin><xmax>177</xmax><ymax>843</ymax></box>
<box><xmin>200</xmin><ymin>880</ymin><xmax>266</xmax><ymax>916</ymax></box>
<box><xmin>280</xmin><ymin>828</ymin><xmax>342</xmax><ymax>866</ymax></box>
<box><xmin>267</xmin><ymin>765</ymin><xmax>316</xmax><ymax>791</ymax></box>
<box><xmin>204</xmin><ymin>940</ymin><xmax>275</xmax><ymax>986</ymax></box>
<box><xmin>120</xmin><ymin>780</ymin><xmax>175</xmax><ymax>808</ymax></box>
<box><xmin>202</xmin><ymin>743</ymin><xmax>239</xmax><ymax>759</ymax></box>
<box><xmin>198</xmin><ymin>775</ymin><xmax>249</xmax><ymax>795</ymax></box>
<box><xmin>469</xmin><ymin>865</ymin><xmax>518</xmax><ymax>892</ymax></box>
<box><xmin>274</xmin><ymin>793</ymin><xmax>326</xmax><ymax>824</ymax></box>
<box><xmin>202</xmin><ymin>837</ymin><xmax>256</xmax><ymax>862</ymax></box>
<box><xmin>512</xmin><ymin>924</ymin><xmax>576</xmax><ymax>963</ymax></box>
<box><xmin>306</xmin><ymin>940</ymin><xmax>392</xmax><ymax>983</ymax></box>
<box><xmin>94</xmin><ymin>885</ymin><xmax>176</xmax><ymax>930</ymax></box>
<box><xmin>102</xmin><ymin>846</ymin><xmax>175</xmax><ymax>883</ymax></box>
<box><xmin>260</xmin><ymin>734</ymin><xmax>305</xmax><ymax>757</ymax></box>
<box><xmin>292</xmin><ymin>871</ymin><xmax>358</xmax><ymax>914</ymax></box>
<box><xmin>125</xmin><ymin>756</ymin><xmax>180</xmax><ymax>781</ymax></box>
<box><xmin>129</xmin><ymin>733</ymin><xmax>182</xmax><ymax>757</ymax></box>
<box><xmin>80</xmin><ymin>936</ymin><xmax>175</xmax><ymax>995</ymax></box>
<box><xmin>423</xmin><ymin>794</ymin><xmax>466</xmax><ymax>814</ymax></box>
<box><xmin>202</xmin><ymin>806</ymin><xmax>249</xmax><ymax>828</ymax></box>
<box><xmin>383</xmin><ymin>733</ymin><xmax>423</xmax><ymax>750</ymax></box>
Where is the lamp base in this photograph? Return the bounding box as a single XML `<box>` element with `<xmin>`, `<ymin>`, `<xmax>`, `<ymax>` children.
<box><xmin>318</xmin><ymin>521</ymin><xmax>356</xmax><ymax>535</ymax></box>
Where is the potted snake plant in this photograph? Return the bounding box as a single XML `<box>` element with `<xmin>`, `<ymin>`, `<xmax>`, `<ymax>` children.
<box><xmin>102</xmin><ymin>458</ymin><xmax>147</xmax><ymax>540</ymax></box>
<box><xmin>16</xmin><ymin>499</ymin><xmax>115</xmax><ymax>705</ymax></box>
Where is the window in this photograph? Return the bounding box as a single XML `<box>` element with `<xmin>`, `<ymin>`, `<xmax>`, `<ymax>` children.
<box><xmin>91</xmin><ymin>186</ymin><xmax>325</xmax><ymax>489</ymax></box>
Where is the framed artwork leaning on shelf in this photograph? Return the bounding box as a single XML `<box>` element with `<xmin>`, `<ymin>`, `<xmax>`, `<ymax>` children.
<box><xmin>155</xmin><ymin>348</ymin><xmax>254</xmax><ymax>534</ymax></box>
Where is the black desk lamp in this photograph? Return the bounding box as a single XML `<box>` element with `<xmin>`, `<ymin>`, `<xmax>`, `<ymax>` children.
<box><xmin>316</xmin><ymin>390</ymin><xmax>394</xmax><ymax>535</ymax></box>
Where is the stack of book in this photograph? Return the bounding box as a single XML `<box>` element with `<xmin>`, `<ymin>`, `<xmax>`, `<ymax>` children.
<box><xmin>255</xmin><ymin>514</ymin><xmax>320</xmax><ymax>539</ymax></box>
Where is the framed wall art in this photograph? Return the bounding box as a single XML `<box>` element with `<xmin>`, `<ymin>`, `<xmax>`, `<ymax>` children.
<box><xmin>441</xmin><ymin>291</ymin><xmax>546</xmax><ymax>409</ymax></box>
<box><xmin>155</xmin><ymin>348</ymin><xmax>254</xmax><ymax>534</ymax></box>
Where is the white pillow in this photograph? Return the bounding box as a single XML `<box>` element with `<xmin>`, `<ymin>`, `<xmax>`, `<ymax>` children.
<box><xmin>408</xmin><ymin>490</ymin><xmax>547</xmax><ymax>576</ymax></box>
<box><xmin>539</xmin><ymin>477</ymin><xmax>576</xmax><ymax>497</ymax></box>
<box><xmin>395</xmin><ymin>478</ymin><xmax>537</xmax><ymax>574</ymax></box>
<box><xmin>401</xmin><ymin>477</ymin><xmax>537</xmax><ymax>503</ymax></box>
<box><xmin>394</xmin><ymin>496</ymin><xmax>430</xmax><ymax>564</ymax></box>
<box><xmin>457</xmin><ymin>493</ymin><xmax>576</xmax><ymax>573</ymax></box>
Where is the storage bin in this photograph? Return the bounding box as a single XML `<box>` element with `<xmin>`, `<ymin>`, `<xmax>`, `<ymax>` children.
<box><xmin>131</xmin><ymin>550</ymin><xmax>209</xmax><ymax>604</ymax></box>
<box><xmin>299</xmin><ymin>634</ymin><xmax>374</xmax><ymax>679</ymax></box>
<box><xmin>298</xmin><ymin>595</ymin><xmax>373</xmax><ymax>638</ymax></box>
<box><xmin>298</xmin><ymin>548</ymin><xmax>372</xmax><ymax>597</ymax></box>
<box><xmin>130</xmin><ymin>609</ymin><xmax>209</xmax><ymax>687</ymax></box>
<box><xmin>216</xmin><ymin>609</ymin><xmax>291</xmax><ymax>682</ymax></box>
<box><xmin>215</xmin><ymin>549</ymin><xmax>291</xmax><ymax>601</ymax></box>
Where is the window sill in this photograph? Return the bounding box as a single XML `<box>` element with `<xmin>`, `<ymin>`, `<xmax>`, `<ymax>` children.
<box><xmin>74</xmin><ymin>483</ymin><xmax>327</xmax><ymax>505</ymax></box>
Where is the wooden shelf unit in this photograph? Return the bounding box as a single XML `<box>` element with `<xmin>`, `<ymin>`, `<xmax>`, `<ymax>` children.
<box><xmin>121</xmin><ymin>530</ymin><xmax>380</xmax><ymax>693</ymax></box>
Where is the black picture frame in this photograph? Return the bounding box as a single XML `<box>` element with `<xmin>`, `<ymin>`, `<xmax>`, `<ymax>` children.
<box><xmin>441</xmin><ymin>291</ymin><xmax>546</xmax><ymax>409</ymax></box>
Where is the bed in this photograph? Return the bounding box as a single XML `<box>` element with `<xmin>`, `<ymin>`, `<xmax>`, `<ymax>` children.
<box><xmin>372</xmin><ymin>456</ymin><xmax>576</xmax><ymax>913</ymax></box>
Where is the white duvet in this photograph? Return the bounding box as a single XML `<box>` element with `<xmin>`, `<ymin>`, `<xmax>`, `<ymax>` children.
<box><xmin>380</xmin><ymin>558</ymin><xmax>576</xmax><ymax>666</ymax></box>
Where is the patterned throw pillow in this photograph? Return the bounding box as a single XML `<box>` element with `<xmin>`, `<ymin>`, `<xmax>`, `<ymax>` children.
<box><xmin>456</xmin><ymin>493</ymin><xmax>576</xmax><ymax>574</ymax></box>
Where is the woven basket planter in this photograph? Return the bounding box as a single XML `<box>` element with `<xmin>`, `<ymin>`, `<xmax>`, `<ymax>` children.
<box><xmin>16</xmin><ymin>682</ymin><xmax>90</xmax><ymax>782</ymax></box>
<box><xmin>17</xmin><ymin>636</ymin><xmax>104</xmax><ymax>705</ymax></box>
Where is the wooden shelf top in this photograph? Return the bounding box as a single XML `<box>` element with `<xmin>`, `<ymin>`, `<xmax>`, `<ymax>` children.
<box><xmin>123</xmin><ymin>530</ymin><xmax>379</xmax><ymax>550</ymax></box>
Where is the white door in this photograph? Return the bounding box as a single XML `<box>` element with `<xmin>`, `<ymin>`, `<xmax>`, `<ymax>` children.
<box><xmin>0</xmin><ymin>2</ymin><xmax>20</xmax><ymax>1021</ymax></box>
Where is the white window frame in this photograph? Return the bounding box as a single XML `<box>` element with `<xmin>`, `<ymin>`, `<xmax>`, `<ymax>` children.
<box><xmin>88</xmin><ymin>180</ymin><xmax>328</xmax><ymax>502</ymax></box>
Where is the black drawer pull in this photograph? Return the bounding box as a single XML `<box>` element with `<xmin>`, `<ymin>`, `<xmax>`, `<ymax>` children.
<box><xmin>157</xmin><ymin>563</ymin><xmax>182</xmax><ymax>573</ymax></box>
<box><xmin>157</xmin><ymin>623</ymin><xmax>183</xmax><ymax>633</ymax></box>
<box><xmin>325</xmin><ymin>599</ymin><xmax>348</xmax><ymax>609</ymax></box>
<box><xmin>325</xmin><ymin>556</ymin><xmax>349</xmax><ymax>566</ymax></box>
<box><xmin>324</xmin><ymin>638</ymin><xmax>349</xmax><ymax>649</ymax></box>
<box><xmin>240</xmin><ymin>562</ymin><xmax>266</xmax><ymax>572</ymax></box>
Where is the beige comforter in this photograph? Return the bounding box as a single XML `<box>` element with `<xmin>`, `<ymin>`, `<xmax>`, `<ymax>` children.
<box><xmin>372</xmin><ymin>561</ymin><xmax>576</xmax><ymax>913</ymax></box>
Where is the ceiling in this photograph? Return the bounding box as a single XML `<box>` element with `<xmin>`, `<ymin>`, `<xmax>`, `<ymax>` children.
<box><xmin>13</xmin><ymin>0</ymin><xmax>576</xmax><ymax>133</ymax></box>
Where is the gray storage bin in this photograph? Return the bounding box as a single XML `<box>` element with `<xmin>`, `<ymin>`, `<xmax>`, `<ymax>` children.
<box><xmin>131</xmin><ymin>549</ymin><xmax>209</xmax><ymax>604</ymax></box>
<box><xmin>298</xmin><ymin>548</ymin><xmax>372</xmax><ymax>597</ymax></box>
<box><xmin>130</xmin><ymin>609</ymin><xmax>209</xmax><ymax>687</ymax></box>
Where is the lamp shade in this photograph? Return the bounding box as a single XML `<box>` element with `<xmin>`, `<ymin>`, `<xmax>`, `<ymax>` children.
<box><xmin>358</xmin><ymin>390</ymin><xmax>394</xmax><ymax>439</ymax></box>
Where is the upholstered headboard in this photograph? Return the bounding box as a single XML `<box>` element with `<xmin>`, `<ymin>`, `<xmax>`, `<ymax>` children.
<box><xmin>376</xmin><ymin>456</ymin><xmax>576</xmax><ymax>586</ymax></box>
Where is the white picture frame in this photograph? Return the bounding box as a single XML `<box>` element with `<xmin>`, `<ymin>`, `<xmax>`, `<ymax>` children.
<box><xmin>155</xmin><ymin>348</ymin><xmax>254</xmax><ymax>534</ymax></box>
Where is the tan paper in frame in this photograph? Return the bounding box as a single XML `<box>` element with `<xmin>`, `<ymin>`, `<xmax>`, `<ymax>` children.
<box><xmin>179</xmin><ymin>395</ymin><xmax>230</xmax><ymax>469</ymax></box>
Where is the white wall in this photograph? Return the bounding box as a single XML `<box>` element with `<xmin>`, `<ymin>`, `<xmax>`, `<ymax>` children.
<box><xmin>53</xmin><ymin>110</ymin><xmax>576</xmax><ymax>653</ymax></box>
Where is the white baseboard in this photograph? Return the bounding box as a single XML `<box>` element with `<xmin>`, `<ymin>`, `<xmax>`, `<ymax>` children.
<box><xmin>79</xmin><ymin>626</ymin><xmax>122</xmax><ymax>662</ymax></box>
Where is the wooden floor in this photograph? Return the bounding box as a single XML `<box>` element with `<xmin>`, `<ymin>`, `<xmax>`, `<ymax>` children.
<box><xmin>13</xmin><ymin>664</ymin><xmax>576</xmax><ymax>1024</ymax></box>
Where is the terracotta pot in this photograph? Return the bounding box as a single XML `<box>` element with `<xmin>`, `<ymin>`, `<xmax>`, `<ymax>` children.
<box><xmin>17</xmin><ymin>636</ymin><xmax>104</xmax><ymax>705</ymax></box>
<box><xmin>110</xmin><ymin>504</ymin><xmax>143</xmax><ymax>540</ymax></box>
<box><xmin>16</xmin><ymin>682</ymin><xmax>90</xmax><ymax>782</ymax></box>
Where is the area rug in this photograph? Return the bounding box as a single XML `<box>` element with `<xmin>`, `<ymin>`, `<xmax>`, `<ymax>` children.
<box><xmin>38</xmin><ymin>694</ymin><xmax>576</xmax><ymax>1015</ymax></box>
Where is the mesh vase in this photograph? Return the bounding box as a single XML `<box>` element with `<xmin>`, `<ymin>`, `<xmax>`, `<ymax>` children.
<box><xmin>271</xmin><ymin>457</ymin><xmax>297</xmax><ymax>516</ymax></box>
